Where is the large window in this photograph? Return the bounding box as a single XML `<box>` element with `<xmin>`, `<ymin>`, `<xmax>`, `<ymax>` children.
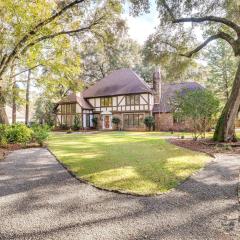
<box><xmin>61</xmin><ymin>104</ymin><xmax>76</xmax><ymax>114</ymax></box>
<box><xmin>100</xmin><ymin>97</ymin><xmax>112</xmax><ymax>107</ymax></box>
<box><xmin>125</xmin><ymin>95</ymin><xmax>140</xmax><ymax>106</ymax></box>
<box><xmin>123</xmin><ymin>114</ymin><xmax>144</xmax><ymax>128</ymax></box>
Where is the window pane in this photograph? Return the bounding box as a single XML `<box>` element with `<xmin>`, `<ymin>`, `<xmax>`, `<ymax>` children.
<box><xmin>139</xmin><ymin>114</ymin><xmax>144</xmax><ymax>126</ymax></box>
<box><xmin>129</xmin><ymin>114</ymin><xmax>133</xmax><ymax>126</ymax></box>
<box><xmin>101</xmin><ymin>98</ymin><xmax>105</xmax><ymax>106</ymax></box>
<box><xmin>109</xmin><ymin>97</ymin><xmax>112</xmax><ymax>106</ymax></box>
<box><xmin>71</xmin><ymin>104</ymin><xmax>76</xmax><ymax>114</ymax></box>
<box><xmin>130</xmin><ymin>96</ymin><xmax>134</xmax><ymax>105</ymax></box>
<box><xmin>124</xmin><ymin>114</ymin><xmax>128</xmax><ymax>127</ymax></box>
<box><xmin>133</xmin><ymin>115</ymin><xmax>139</xmax><ymax>126</ymax></box>
<box><xmin>135</xmin><ymin>95</ymin><xmax>140</xmax><ymax>105</ymax></box>
<box><xmin>126</xmin><ymin>96</ymin><xmax>130</xmax><ymax>105</ymax></box>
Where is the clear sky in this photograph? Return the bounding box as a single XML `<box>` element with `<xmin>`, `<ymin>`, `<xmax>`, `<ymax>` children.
<box><xmin>123</xmin><ymin>1</ymin><xmax>159</xmax><ymax>45</ymax></box>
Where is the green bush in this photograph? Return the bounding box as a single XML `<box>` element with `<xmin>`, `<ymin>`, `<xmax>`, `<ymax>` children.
<box><xmin>92</xmin><ymin>117</ymin><xmax>98</xmax><ymax>128</ymax></box>
<box><xmin>0</xmin><ymin>124</ymin><xmax>8</xmax><ymax>146</ymax></box>
<box><xmin>31</xmin><ymin>124</ymin><xmax>50</xmax><ymax>146</ymax></box>
<box><xmin>7</xmin><ymin>124</ymin><xmax>33</xmax><ymax>144</ymax></box>
<box><xmin>112</xmin><ymin>117</ymin><xmax>121</xmax><ymax>130</ymax></box>
<box><xmin>144</xmin><ymin>116</ymin><xmax>155</xmax><ymax>131</ymax></box>
<box><xmin>73</xmin><ymin>115</ymin><xmax>81</xmax><ymax>130</ymax></box>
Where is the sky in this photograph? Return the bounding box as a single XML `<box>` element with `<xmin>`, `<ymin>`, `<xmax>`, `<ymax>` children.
<box><xmin>122</xmin><ymin>1</ymin><xmax>159</xmax><ymax>45</ymax></box>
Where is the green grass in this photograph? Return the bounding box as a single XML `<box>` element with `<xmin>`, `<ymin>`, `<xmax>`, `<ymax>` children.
<box><xmin>48</xmin><ymin>132</ymin><xmax>211</xmax><ymax>195</ymax></box>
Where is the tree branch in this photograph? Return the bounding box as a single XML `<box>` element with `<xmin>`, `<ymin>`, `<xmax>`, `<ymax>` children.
<box><xmin>20</xmin><ymin>17</ymin><xmax>103</xmax><ymax>55</ymax></box>
<box><xmin>173</xmin><ymin>16</ymin><xmax>240</xmax><ymax>35</ymax></box>
<box><xmin>180</xmin><ymin>32</ymin><xmax>236</xmax><ymax>58</ymax></box>
<box><xmin>0</xmin><ymin>0</ymin><xmax>86</xmax><ymax>78</ymax></box>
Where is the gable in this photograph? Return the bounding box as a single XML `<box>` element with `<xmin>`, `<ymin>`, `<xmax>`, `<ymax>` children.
<box><xmin>82</xmin><ymin>68</ymin><xmax>152</xmax><ymax>98</ymax></box>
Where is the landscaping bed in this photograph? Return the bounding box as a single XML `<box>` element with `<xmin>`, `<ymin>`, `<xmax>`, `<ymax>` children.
<box><xmin>170</xmin><ymin>138</ymin><xmax>240</xmax><ymax>155</ymax></box>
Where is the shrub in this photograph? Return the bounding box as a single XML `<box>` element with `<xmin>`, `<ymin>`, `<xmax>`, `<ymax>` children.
<box><xmin>7</xmin><ymin>124</ymin><xmax>33</xmax><ymax>144</ymax></box>
<box><xmin>0</xmin><ymin>124</ymin><xmax>8</xmax><ymax>146</ymax></box>
<box><xmin>172</xmin><ymin>89</ymin><xmax>219</xmax><ymax>140</ymax></box>
<box><xmin>31</xmin><ymin>124</ymin><xmax>50</xmax><ymax>146</ymax></box>
<box><xmin>73</xmin><ymin>115</ymin><xmax>81</xmax><ymax>130</ymax></box>
<box><xmin>144</xmin><ymin>116</ymin><xmax>155</xmax><ymax>131</ymax></box>
<box><xmin>112</xmin><ymin>117</ymin><xmax>121</xmax><ymax>130</ymax></box>
<box><xmin>92</xmin><ymin>117</ymin><xmax>98</xmax><ymax>128</ymax></box>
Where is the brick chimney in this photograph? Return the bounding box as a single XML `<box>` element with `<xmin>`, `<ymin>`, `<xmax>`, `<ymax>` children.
<box><xmin>153</xmin><ymin>67</ymin><xmax>161</xmax><ymax>104</ymax></box>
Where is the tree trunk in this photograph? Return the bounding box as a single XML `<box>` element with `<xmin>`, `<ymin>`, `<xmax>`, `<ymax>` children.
<box><xmin>25</xmin><ymin>69</ymin><xmax>31</xmax><ymax>125</ymax></box>
<box><xmin>214</xmin><ymin>59</ymin><xmax>240</xmax><ymax>142</ymax></box>
<box><xmin>12</xmin><ymin>82</ymin><xmax>17</xmax><ymax>124</ymax></box>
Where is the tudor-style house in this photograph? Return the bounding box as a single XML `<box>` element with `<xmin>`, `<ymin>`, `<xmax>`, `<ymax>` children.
<box><xmin>55</xmin><ymin>68</ymin><xmax>203</xmax><ymax>131</ymax></box>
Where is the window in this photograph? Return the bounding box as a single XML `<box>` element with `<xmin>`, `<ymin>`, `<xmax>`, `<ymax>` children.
<box><xmin>100</xmin><ymin>97</ymin><xmax>112</xmax><ymax>107</ymax></box>
<box><xmin>61</xmin><ymin>104</ymin><xmax>76</xmax><ymax>114</ymax></box>
<box><xmin>123</xmin><ymin>114</ymin><xmax>144</xmax><ymax>128</ymax></box>
<box><xmin>126</xmin><ymin>95</ymin><xmax>140</xmax><ymax>105</ymax></box>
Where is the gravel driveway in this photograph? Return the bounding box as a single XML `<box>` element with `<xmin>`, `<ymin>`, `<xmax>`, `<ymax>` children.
<box><xmin>0</xmin><ymin>148</ymin><xmax>239</xmax><ymax>240</ymax></box>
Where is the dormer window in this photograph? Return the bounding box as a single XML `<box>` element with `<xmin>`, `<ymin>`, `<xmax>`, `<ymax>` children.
<box><xmin>126</xmin><ymin>95</ymin><xmax>140</xmax><ymax>106</ymax></box>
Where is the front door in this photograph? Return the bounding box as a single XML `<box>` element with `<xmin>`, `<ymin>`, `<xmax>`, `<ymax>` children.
<box><xmin>104</xmin><ymin>115</ymin><xmax>110</xmax><ymax>129</ymax></box>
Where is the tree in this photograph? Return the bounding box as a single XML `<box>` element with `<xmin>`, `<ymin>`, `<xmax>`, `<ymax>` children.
<box><xmin>129</xmin><ymin>0</ymin><xmax>240</xmax><ymax>142</ymax></box>
<box><xmin>0</xmin><ymin>0</ymin><xmax>122</xmax><ymax>123</ymax></box>
<box><xmin>204</xmin><ymin>40</ymin><xmax>238</xmax><ymax>104</ymax></box>
<box><xmin>172</xmin><ymin>89</ymin><xmax>219</xmax><ymax>140</ymax></box>
<box><xmin>80</xmin><ymin>36</ymin><xmax>143</xmax><ymax>84</ymax></box>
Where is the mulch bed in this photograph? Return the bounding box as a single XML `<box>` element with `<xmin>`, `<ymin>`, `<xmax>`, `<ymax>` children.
<box><xmin>170</xmin><ymin>138</ymin><xmax>240</xmax><ymax>155</ymax></box>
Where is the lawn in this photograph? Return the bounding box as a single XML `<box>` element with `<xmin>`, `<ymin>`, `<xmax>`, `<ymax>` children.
<box><xmin>48</xmin><ymin>132</ymin><xmax>211</xmax><ymax>195</ymax></box>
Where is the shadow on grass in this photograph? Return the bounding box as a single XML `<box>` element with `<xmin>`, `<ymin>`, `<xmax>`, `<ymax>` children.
<box><xmin>48</xmin><ymin>133</ymin><xmax>210</xmax><ymax>194</ymax></box>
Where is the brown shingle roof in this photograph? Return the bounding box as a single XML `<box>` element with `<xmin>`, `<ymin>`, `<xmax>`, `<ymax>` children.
<box><xmin>153</xmin><ymin>82</ymin><xmax>203</xmax><ymax>113</ymax></box>
<box><xmin>57</xmin><ymin>93</ymin><xmax>93</xmax><ymax>109</ymax></box>
<box><xmin>83</xmin><ymin>68</ymin><xmax>152</xmax><ymax>98</ymax></box>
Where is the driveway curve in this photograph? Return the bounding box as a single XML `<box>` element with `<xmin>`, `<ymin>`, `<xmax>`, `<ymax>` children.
<box><xmin>0</xmin><ymin>148</ymin><xmax>239</xmax><ymax>240</ymax></box>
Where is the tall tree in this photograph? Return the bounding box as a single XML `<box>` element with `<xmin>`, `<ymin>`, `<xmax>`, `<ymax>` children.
<box><xmin>0</xmin><ymin>0</ymin><xmax>121</xmax><ymax>123</ymax></box>
<box><xmin>25</xmin><ymin>69</ymin><xmax>31</xmax><ymax>125</ymax></box>
<box><xmin>130</xmin><ymin>0</ymin><xmax>240</xmax><ymax>142</ymax></box>
<box><xmin>204</xmin><ymin>40</ymin><xmax>238</xmax><ymax>104</ymax></box>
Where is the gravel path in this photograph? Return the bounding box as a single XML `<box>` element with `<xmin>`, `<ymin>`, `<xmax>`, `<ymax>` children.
<box><xmin>0</xmin><ymin>148</ymin><xmax>239</xmax><ymax>240</ymax></box>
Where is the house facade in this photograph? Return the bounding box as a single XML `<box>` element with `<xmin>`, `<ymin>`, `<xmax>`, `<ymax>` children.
<box><xmin>55</xmin><ymin>68</ymin><xmax>203</xmax><ymax>131</ymax></box>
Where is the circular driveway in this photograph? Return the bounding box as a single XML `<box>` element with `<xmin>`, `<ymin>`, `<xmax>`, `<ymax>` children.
<box><xmin>0</xmin><ymin>148</ymin><xmax>239</xmax><ymax>240</ymax></box>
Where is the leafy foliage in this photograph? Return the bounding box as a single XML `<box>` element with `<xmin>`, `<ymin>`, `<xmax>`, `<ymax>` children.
<box><xmin>112</xmin><ymin>116</ymin><xmax>121</xmax><ymax>129</ymax></box>
<box><xmin>144</xmin><ymin>116</ymin><xmax>155</xmax><ymax>131</ymax></box>
<box><xmin>92</xmin><ymin>117</ymin><xmax>98</xmax><ymax>128</ymax></box>
<box><xmin>172</xmin><ymin>89</ymin><xmax>220</xmax><ymax>139</ymax></box>
<box><xmin>6</xmin><ymin>124</ymin><xmax>33</xmax><ymax>144</ymax></box>
<box><xmin>73</xmin><ymin>114</ymin><xmax>81</xmax><ymax>130</ymax></box>
<box><xmin>204</xmin><ymin>40</ymin><xmax>238</xmax><ymax>104</ymax></box>
<box><xmin>31</xmin><ymin>124</ymin><xmax>50</xmax><ymax>146</ymax></box>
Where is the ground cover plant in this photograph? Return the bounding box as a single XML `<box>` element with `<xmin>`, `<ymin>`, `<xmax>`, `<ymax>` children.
<box><xmin>48</xmin><ymin>132</ymin><xmax>210</xmax><ymax>195</ymax></box>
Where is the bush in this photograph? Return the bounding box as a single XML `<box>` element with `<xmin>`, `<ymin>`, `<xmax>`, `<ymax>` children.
<box><xmin>73</xmin><ymin>115</ymin><xmax>81</xmax><ymax>130</ymax></box>
<box><xmin>92</xmin><ymin>117</ymin><xmax>98</xmax><ymax>128</ymax></box>
<box><xmin>0</xmin><ymin>124</ymin><xmax>8</xmax><ymax>146</ymax></box>
<box><xmin>172</xmin><ymin>89</ymin><xmax>219</xmax><ymax>140</ymax></box>
<box><xmin>144</xmin><ymin>116</ymin><xmax>155</xmax><ymax>131</ymax></box>
<box><xmin>7</xmin><ymin>124</ymin><xmax>33</xmax><ymax>144</ymax></box>
<box><xmin>31</xmin><ymin>124</ymin><xmax>50</xmax><ymax>146</ymax></box>
<box><xmin>112</xmin><ymin>117</ymin><xmax>121</xmax><ymax>130</ymax></box>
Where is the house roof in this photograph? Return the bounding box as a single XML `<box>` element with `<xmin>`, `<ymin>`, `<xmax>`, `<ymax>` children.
<box><xmin>57</xmin><ymin>93</ymin><xmax>93</xmax><ymax>109</ymax></box>
<box><xmin>82</xmin><ymin>68</ymin><xmax>152</xmax><ymax>98</ymax></box>
<box><xmin>153</xmin><ymin>82</ymin><xmax>203</xmax><ymax>113</ymax></box>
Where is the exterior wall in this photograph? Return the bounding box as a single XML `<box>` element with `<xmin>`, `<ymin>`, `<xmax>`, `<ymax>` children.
<box><xmin>93</xmin><ymin>112</ymin><xmax>149</xmax><ymax>131</ymax></box>
<box><xmin>87</xmin><ymin>93</ymin><xmax>152</xmax><ymax>113</ymax></box>
<box><xmin>154</xmin><ymin>113</ymin><xmax>174</xmax><ymax>131</ymax></box>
